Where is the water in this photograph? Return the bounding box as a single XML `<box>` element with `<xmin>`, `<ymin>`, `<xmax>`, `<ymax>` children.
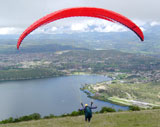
<box><xmin>0</xmin><ymin>75</ymin><xmax>128</xmax><ymax>120</ymax></box>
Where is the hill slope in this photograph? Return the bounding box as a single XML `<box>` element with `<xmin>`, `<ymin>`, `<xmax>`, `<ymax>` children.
<box><xmin>1</xmin><ymin>110</ymin><xmax>160</xmax><ymax>127</ymax></box>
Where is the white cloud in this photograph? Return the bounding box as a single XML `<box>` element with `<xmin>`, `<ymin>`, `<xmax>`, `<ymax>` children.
<box><xmin>27</xmin><ymin>18</ymin><xmax>138</xmax><ymax>34</ymax></box>
<box><xmin>71</xmin><ymin>23</ymin><xmax>88</xmax><ymax>31</ymax></box>
<box><xmin>1</xmin><ymin>19</ymin><xmax>158</xmax><ymax>35</ymax></box>
<box><xmin>0</xmin><ymin>27</ymin><xmax>22</xmax><ymax>35</ymax></box>
<box><xmin>51</xmin><ymin>27</ymin><xmax>57</xmax><ymax>31</ymax></box>
<box><xmin>94</xmin><ymin>23</ymin><xmax>127</xmax><ymax>32</ymax></box>
<box><xmin>150</xmin><ymin>21</ymin><xmax>160</xmax><ymax>26</ymax></box>
<box><xmin>70</xmin><ymin>19</ymin><xmax>127</xmax><ymax>33</ymax></box>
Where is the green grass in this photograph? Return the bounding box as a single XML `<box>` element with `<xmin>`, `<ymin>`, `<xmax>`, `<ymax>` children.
<box><xmin>1</xmin><ymin>110</ymin><xmax>160</xmax><ymax>127</ymax></box>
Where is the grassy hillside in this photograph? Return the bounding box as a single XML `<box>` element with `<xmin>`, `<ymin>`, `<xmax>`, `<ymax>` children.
<box><xmin>1</xmin><ymin>109</ymin><xmax>160</xmax><ymax>127</ymax></box>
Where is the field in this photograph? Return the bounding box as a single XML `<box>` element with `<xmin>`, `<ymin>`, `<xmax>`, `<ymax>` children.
<box><xmin>1</xmin><ymin>109</ymin><xmax>160</xmax><ymax>127</ymax></box>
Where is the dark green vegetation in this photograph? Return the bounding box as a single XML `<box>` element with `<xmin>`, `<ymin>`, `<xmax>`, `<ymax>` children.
<box><xmin>0</xmin><ymin>68</ymin><xmax>64</xmax><ymax>81</ymax></box>
<box><xmin>129</xmin><ymin>106</ymin><xmax>141</xmax><ymax>111</ymax></box>
<box><xmin>0</xmin><ymin>113</ymin><xmax>41</xmax><ymax>124</ymax></box>
<box><xmin>1</xmin><ymin>109</ymin><xmax>160</xmax><ymax>127</ymax></box>
<box><xmin>99</xmin><ymin>107</ymin><xmax>116</xmax><ymax>113</ymax></box>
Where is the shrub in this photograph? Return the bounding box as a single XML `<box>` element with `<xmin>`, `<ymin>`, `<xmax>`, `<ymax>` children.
<box><xmin>99</xmin><ymin>107</ymin><xmax>116</xmax><ymax>113</ymax></box>
<box><xmin>0</xmin><ymin>113</ymin><xmax>41</xmax><ymax>124</ymax></box>
<box><xmin>60</xmin><ymin>114</ymin><xmax>68</xmax><ymax>117</ymax></box>
<box><xmin>129</xmin><ymin>106</ymin><xmax>140</xmax><ymax>111</ymax></box>
<box><xmin>70</xmin><ymin>110</ymin><xmax>84</xmax><ymax>116</ymax></box>
<box><xmin>152</xmin><ymin>106</ymin><xmax>160</xmax><ymax>110</ymax></box>
<box><xmin>29</xmin><ymin>113</ymin><xmax>41</xmax><ymax>120</ymax></box>
<box><xmin>70</xmin><ymin>111</ymin><xmax>79</xmax><ymax>116</ymax></box>
<box><xmin>44</xmin><ymin>114</ymin><xmax>55</xmax><ymax>119</ymax></box>
<box><xmin>18</xmin><ymin>115</ymin><xmax>31</xmax><ymax>121</ymax></box>
<box><xmin>13</xmin><ymin>118</ymin><xmax>20</xmax><ymax>123</ymax></box>
<box><xmin>0</xmin><ymin>117</ymin><xmax>14</xmax><ymax>124</ymax></box>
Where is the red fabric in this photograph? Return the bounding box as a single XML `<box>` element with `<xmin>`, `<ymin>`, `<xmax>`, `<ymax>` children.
<box><xmin>17</xmin><ymin>7</ymin><xmax>144</xmax><ymax>49</ymax></box>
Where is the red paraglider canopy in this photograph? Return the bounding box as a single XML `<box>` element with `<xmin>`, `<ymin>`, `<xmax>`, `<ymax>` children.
<box><xmin>17</xmin><ymin>7</ymin><xmax>144</xmax><ymax>49</ymax></box>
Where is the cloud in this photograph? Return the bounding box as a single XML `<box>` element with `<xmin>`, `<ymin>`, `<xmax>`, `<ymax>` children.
<box><xmin>71</xmin><ymin>23</ymin><xmax>88</xmax><ymax>31</ymax></box>
<box><xmin>94</xmin><ymin>23</ymin><xmax>127</xmax><ymax>33</ymax></box>
<box><xmin>30</xmin><ymin>18</ymin><xmax>149</xmax><ymax>34</ymax></box>
<box><xmin>51</xmin><ymin>27</ymin><xmax>57</xmax><ymax>31</ymax></box>
<box><xmin>0</xmin><ymin>27</ymin><xmax>22</xmax><ymax>35</ymax></box>
<box><xmin>70</xmin><ymin>19</ymin><xmax>127</xmax><ymax>33</ymax></box>
<box><xmin>1</xmin><ymin>19</ymin><xmax>159</xmax><ymax>35</ymax></box>
<box><xmin>150</xmin><ymin>21</ymin><xmax>160</xmax><ymax>26</ymax></box>
<box><xmin>26</xmin><ymin>19</ymin><xmax>128</xmax><ymax>34</ymax></box>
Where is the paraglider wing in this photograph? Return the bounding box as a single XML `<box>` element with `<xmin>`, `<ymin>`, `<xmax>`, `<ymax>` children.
<box><xmin>17</xmin><ymin>7</ymin><xmax>144</xmax><ymax>49</ymax></box>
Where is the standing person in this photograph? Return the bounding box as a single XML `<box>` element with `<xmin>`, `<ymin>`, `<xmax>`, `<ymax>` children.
<box><xmin>79</xmin><ymin>102</ymin><xmax>97</xmax><ymax>123</ymax></box>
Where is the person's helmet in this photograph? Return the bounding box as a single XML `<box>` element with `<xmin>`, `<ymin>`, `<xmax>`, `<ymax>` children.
<box><xmin>85</xmin><ymin>104</ymin><xmax>88</xmax><ymax>107</ymax></box>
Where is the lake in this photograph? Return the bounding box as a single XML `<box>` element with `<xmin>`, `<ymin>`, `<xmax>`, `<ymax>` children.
<box><xmin>0</xmin><ymin>75</ymin><xmax>128</xmax><ymax>120</ymax></box>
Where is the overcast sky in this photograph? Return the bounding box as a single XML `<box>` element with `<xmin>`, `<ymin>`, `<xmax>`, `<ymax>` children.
<box><xmin>0</xmin><ymin>0</ymin><xmax>159</xmax><ymax>34</ymax></box>
<box><xmin>1</xmin><ymin>0</ymin><xmax>159</xmax><ymax>27</ymax></box>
